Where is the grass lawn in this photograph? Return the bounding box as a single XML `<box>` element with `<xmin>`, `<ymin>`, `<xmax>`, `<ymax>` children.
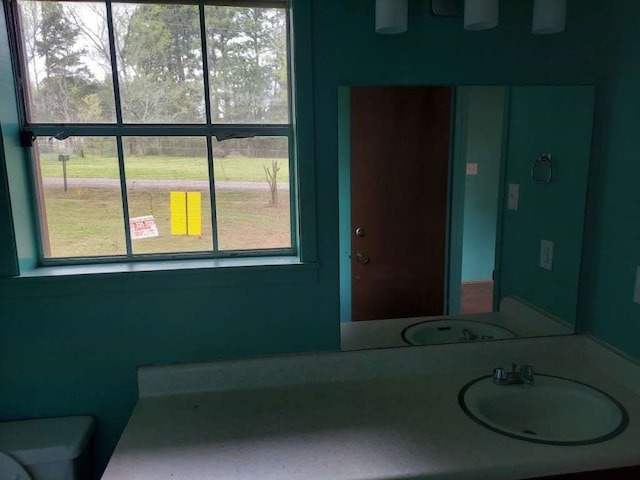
<box><xmin>40</xmin><ymin>153</ymin><xmax>290</xmax><ymax>183</ymax></box>
<box><xmin>43</xmin><ymin>185</ymin><xmax>291</xmax><ymax>258</ymax></box>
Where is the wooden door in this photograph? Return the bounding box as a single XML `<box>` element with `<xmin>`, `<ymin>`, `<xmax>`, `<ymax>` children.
<box><xmin>350</xmin><ymin>86</ymin><xmax>452</xmax><ymax>321</ymax></box>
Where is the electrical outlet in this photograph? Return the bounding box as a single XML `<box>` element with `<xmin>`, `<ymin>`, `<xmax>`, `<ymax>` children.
<box><xmin>634</xmin><ymin>266</ymin><xmax>640</xmax><ymax>304</ymax></box>
<box><xmin>508</xmin><ymin>183</ymin><xmax>519</xmax><ymax>211</ymax></box>
<box><xmin>540</xmin><ymin>240</ymin><xmax>553</xmax><ymax>270</ymax></box>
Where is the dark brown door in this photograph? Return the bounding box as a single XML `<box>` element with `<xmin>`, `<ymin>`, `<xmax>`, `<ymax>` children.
<box><xmin>350</xmin><ymin>86</ymin><xmax>452</xmax><ymax>321</ymax></box>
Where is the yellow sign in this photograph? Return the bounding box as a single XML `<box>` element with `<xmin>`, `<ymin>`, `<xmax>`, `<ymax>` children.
<box><xmin>170</xmin><ymin>191</ymin><xmax>202</xmax><ymax>236</ymax></box>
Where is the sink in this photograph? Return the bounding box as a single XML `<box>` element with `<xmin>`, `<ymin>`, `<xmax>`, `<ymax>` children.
<box><xmin>402</xmin><ymin>319</ymin><xmax>516</xmax><ymax>346</ymax></box>
<box><xmin>459</xmin><ymin>374</ymin><xmax>629</xmax><ymax>445</ymax></box>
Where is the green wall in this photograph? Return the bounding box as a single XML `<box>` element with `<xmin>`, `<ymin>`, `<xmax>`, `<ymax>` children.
<box><xmin>580</xmin><ymin>0</ymin><xmax>640</xmax><ymax>356</ymax></box>
<box><xmin>0</xmin><ymin>1</ymin><xmax>610</xmax><ymax>477</ymax></box>
<box><xmin>337</xmin><ymin>87</ymin><xmax>351</xmax><ymax>322</ymax></box>
<box><xmin>498</xmin><ymin>86</ymin><xmax>594</xmax><ymax>326</ymax></box>
<box><xmin>461</xmin><ymin>86</ymin><xmax>504</xmax><ymax>282</ymax></box>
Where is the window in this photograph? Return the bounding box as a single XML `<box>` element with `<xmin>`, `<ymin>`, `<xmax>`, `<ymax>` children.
<box><xmin>10</xmin><ymin>0</ymin><xmax>294</xmax><ymax>262</ymax></box>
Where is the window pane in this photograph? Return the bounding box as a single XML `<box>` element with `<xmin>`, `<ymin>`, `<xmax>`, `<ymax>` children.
<box><xmin>205</xmin><ymin>6</ymin><xmax>289</xmax><ymax>124</ymax></box>
<box><xmin>214</xmin><ymin>137</ymin><xmax>291</xmax><ymax>250</ymax></box>
<box><xmin>123</xmin><ymin>137</ymin><xmax>213</xmax><ymax>254</ymax></box>
<box><xmin>114</xmin><ymin>4</ymin><xmax>205</xmax><ymax>124</ymax></box>
<box><xmin>18</xmin><ymin>1</ymin><xmax>117</xmax><ymax>123</ymax></box>
<box><xmin>35</xmin><ymin>137</ymin><xmax>126</xmax><ymax>258</ymax></box>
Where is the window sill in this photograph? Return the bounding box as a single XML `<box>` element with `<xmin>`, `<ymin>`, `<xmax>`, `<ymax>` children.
<box><xmin>21</xmin><ymin>255</ymin><xmax>309</xmax><ymax>277</ymax></box>
<box><xmin>1</xmin><ymin>257</ymin><xmax>319</xmax><ymax>297</ymax></box>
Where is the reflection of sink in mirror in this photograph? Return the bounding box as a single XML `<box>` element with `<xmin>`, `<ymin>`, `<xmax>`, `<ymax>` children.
<box><xmin>338</xmin><ymin>85</ymin><xmax>595</xmax><ymax>345</ymax></box>
<box><xmin>402</xmin><ymin>319</ymin><xmax>516</xmax><ymax>346</ymax></box>
<box><xmin>340</xmin><ymin>296</ymin><xmax>572</xmax><ymax>351</ymax></box>
<box><xmin>459</xmin><ymin>374</ymin><xmax>629</xmax><ymax>445</ymax></box>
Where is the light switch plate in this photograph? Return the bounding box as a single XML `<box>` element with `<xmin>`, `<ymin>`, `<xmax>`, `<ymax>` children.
<box><xmin>540</xmin><ymin>240</ymin><xmax>554</xmax><ymax>270</ymax></box>
<box><xmin>634</xmin><ymin>266</ymin><xmax>640</xmax><ymax>304</ymax></box>
<box><xmin>466</xmin><ymin>163</ymin><xmax>478</xmax><ymax>175</ymax></box>
<box><xmin>508</xmin><ymin>183</ymin><xmax>519</xmax><ymax>211</ymax></box>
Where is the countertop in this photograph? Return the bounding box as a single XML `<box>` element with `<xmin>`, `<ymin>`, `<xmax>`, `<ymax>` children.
<box><xmin>101</xmin><ymin>335</ymin><xmax>640</xmax><ymax>480</ymax></box>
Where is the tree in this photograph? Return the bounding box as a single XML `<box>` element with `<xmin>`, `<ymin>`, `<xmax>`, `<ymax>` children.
<box><xmin>205</xmin><ymin>6</ymin><xmax>241</xmax><ymax>122</ymax></box>
<box><xmin>264</xmin><ymin>159</ymin><xmax>279</xmax><ymax>205</ymax></box>
<box><xmin>19</xmin><ymin>0</ymin><xmax>41</xmax><ymax>90</ymax></box>
<box><xmin>205</xmin><ymin>7</ymin><xmax>287</xmax><ymax>124</ymax></box>
<box><xmin>32</xmin><ymin>2</ymin><xmax>92</xmax><ymax>122</ymax></box>
<box><xmin>21</xmin><ymin>2</ymin><xmax>289</xmax><ymax>146</ymax></box>
<box><xmin>117</xmin><ymin>4</ymin><xmax>203</xmax><ymax>123</ymax></box>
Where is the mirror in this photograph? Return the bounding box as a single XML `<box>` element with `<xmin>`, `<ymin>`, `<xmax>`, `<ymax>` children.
<box><xmin>339</xmin><ymin>85</ymin><xmax>595</xmax><ymax>350</ymax></box>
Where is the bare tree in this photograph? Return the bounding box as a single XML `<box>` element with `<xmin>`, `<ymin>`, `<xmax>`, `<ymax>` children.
<box><xmin>264</xmin><ymin>159</ymin><xmax>279</xmax><ymax>205</ymax></box>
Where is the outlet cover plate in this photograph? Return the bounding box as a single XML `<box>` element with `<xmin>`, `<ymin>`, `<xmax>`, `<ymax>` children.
<box><xmin>540</xmin><ymin>240</ymin><xmax>554</xmax><ymax>271</ymax></box>
<box><xmin>508</xmin><ymin>183</ymin><xmax>519</xmax><ymax>211</ymax></box>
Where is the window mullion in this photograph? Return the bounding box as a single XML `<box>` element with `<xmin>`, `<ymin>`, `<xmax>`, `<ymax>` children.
<box><xmin>116</xmin><ymin>136</ymin><xmax>133</xmax><ymax>256</ymax></box>
<box><xmin>105</xmin><ymin>0</ymin><xmax>124</xmax><ymax>125</ymax></box>
<box><xmin>105</xmin><ymin>0</ymin><xmax>131</xmax><ymax>255</ymax></box>
<box><xmin>206</xmin><ymin>136</ymin><xmax>219</xmax><ymax>251</ymax></box>
<box><xmin>199</xmin><ymin>0</ymin><xmax>219</xmax><ymax>252</ymax></box>
<box><xmin>199</xmin><ymin>0</ymin><xmax>213</xmax><ymax>126</ymax></box>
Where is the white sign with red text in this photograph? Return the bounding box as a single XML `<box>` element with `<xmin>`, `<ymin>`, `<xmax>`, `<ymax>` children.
<box><xmin>129</xmin><ymin>215</ymin><xmax>159</xmax><ymax>239</ymax></box>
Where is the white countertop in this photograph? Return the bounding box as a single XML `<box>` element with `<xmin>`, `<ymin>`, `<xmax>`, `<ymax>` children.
<box><xmin>101</xmin><ymin>336</ymin><xmax>640</xmax><ymax>480</ymax></box>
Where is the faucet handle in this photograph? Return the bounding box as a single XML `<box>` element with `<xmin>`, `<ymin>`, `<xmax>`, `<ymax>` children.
<box><xmin>493</xmin><ymin>367</ymin><xmax>507</xmax><ymax>384</ymax></box>
<box><xmin>520</xmin><ymin>364</ymin><xmax>535</xmax><ymax>384</ymax></box>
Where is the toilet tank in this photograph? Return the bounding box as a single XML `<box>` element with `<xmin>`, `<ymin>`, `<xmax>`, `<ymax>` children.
<box><xmin>0</xmin><ymin>416</ymin><xmax>95</xmax><ymax>480</ymax></box>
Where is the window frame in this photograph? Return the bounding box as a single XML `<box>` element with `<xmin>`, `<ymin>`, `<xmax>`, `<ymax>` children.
<box><xmin>7</xmin><ymin>0</ymin><xmax>301</xmax><ymax>267</ymax></box>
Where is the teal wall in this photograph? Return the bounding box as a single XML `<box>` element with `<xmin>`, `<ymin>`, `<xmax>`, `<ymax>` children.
<box><xmin>460</xmin><ymin>86</ymin><xmax>504</xmax><ymax>282</ymax></box>
<box><xmin>499</xmin><ymin>86</ymin><xmax>594</xmax><ymax>326</ymax></box>
<box><xmin>337</xmin><ymin>87</ymin><xmax>351</xmax><ymax>323</ymax></box>
<box><xmin>580</xmin><ymin>0</ymin><xmax>640</xmax><ymax>357</ymax></box>
<box><xmin>0</xmin><ymin>1</ymin><xmax>611</xmax><ymax>477</ymax></box>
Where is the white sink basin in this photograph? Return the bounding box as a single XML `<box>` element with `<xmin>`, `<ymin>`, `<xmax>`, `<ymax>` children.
<box><xmin>459</xmin><ymin>374</ymin><xmax>628</xmax><ymax>445</ymax></box>
<box><xmin>402</xmin><ymin>319</ymin><xmax>516</xmax><ymax>346</ymax></box>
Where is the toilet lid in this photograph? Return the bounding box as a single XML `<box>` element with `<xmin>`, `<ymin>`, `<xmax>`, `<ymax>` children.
<box><xmin>0</xmin><ymin>452</ymin><xmax>32</xmax><ymax>480</ymax></box>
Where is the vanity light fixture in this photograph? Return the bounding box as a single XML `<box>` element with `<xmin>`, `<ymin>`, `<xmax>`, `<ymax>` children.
<box><xmin>375</xmin><ymin>0</ymin><xmax>408</xmax><ymax>34</ymax></box>
<box><xmin>464</xmin><ymin>0</ymin><xmax>500</xmax><ymax>31</ymax></box>
<box><xmin>382</xmin><ymin>0</ymin><xmax>565</xmax><ymax>35</ymax></box>
<box><xmin>532</xmin><ymin>0</ymin><xmax>567</xmax><ymax>34</ymax></box>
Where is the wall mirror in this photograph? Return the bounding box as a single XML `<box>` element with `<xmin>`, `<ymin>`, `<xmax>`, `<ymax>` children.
<box><xmin>338</xmin><ymin>85</ymin><xmax>595</xmax><ymax>350</ymax></box>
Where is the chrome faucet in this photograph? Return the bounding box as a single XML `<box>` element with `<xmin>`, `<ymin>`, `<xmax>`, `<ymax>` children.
<box><xmin>493</xmin><ymin>363</ymin><xmax>534</xmax><ymax>385</ymax></box>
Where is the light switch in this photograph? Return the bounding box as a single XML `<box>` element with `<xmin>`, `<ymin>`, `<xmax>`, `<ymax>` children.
<box><xmin>466</xmin><ymin>163</ymin><xmax>478</xmax><ymax>175</ymax></box>
<box><xmin>634</xmin><ymin>266</ymin><xmax>640</xmax><ymax>304</ymax></box>
<box><xmin>540</xmin><ymin>240</ymin><xmax>553</xmax><ymax>271</ymax></box>
<box><xmin>508</xmin><ymin>183</ymin><xmax>519</xmax><ymax>211</ymax></box>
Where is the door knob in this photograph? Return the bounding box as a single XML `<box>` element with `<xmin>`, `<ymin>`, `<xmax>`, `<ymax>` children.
<box><xmin>355</xmin><ymin>227</ymin><xmax>366</xmax><ymax>238</ymax></box>
<box><xmin>356</xmin><ymin>252</ymin><xmax>370</xmax><ymax>264</ymax></box>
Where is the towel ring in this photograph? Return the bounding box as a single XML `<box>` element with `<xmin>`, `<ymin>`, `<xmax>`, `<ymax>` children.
<box><xmin>531</xmin><ymin>153</ymin><xmax>553</xmax><ymax>184</ymax></box>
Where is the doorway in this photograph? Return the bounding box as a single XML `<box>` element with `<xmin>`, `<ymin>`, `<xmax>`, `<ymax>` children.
<box><xmin>449</xmin><ymin>86</ymin><xmax>505</xmax><ymax>315</ymax></box>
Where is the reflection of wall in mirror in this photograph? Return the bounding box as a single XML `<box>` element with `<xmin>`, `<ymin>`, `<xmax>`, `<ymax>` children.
<box><xmin>498</xmin><ymin>86</ymin><xmax>595</xmax><ymax>328</ymax></box>
<box><xmin>452</xmin><ymin>86</ymin><xmax>506</xmax><ymax>315</ymax></box>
